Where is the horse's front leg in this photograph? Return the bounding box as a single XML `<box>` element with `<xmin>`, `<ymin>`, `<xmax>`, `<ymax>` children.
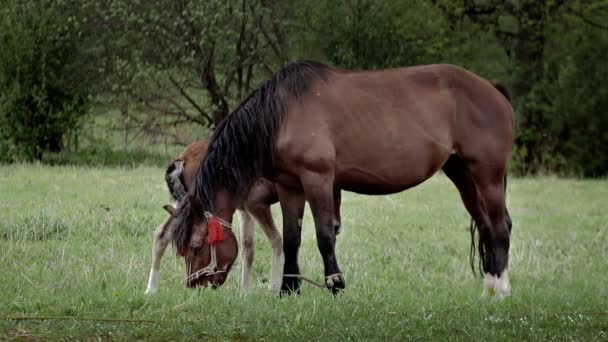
<box><xmin>276</xmin><ymin>185</ymin><xmax>305</xmax><ymax>295</ymax></box>
<box><xmin>145</xmin><ymin>214</ymin><xmax>175</xmax><ymax>294</ymax></box>
<box><xmin>302</xmin><ymin>172</ymin><xmax>344</xmax><ymax>294</ymax></box>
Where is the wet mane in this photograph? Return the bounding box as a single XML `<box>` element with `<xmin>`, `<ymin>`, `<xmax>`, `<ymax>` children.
<box><xmin>173</xmin><ymin>60</ymin><xmax>331</xmax><ymax>251</ymax></box>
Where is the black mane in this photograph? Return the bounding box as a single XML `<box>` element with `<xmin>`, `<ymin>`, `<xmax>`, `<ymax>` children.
<box><xmin>173</xmin><ymin>60</ymin><xmax>331</xmax><ymax>251</ymax></box>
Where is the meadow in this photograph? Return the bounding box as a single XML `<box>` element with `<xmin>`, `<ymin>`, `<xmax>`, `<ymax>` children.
<box><xmin>0</xmin><ymin>164</ymin><xmax>606</xmax><ymax>340</ymax></box>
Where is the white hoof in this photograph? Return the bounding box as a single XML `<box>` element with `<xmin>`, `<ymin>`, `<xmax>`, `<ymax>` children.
<box><xmin>482</xmin><ymin>273</ymin><xmax>496</xmax><ymax>298</ymax></box>
<box><xmin>494</xmin><ymin>269</ymin><xmax>511</xmax><ymax>299</ymax></box>
<box><xmin>481</xmin><ymin>270</ymin><xmax>511</xmax><ymax>299</ymax></box>
<box><xmin>146</xmin><ymin>270</ymin><xmax>160</xmax><ymax>295</ymax></box>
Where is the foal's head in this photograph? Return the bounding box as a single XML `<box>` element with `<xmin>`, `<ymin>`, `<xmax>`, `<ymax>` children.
<box><xmin>165</xmin><ymin>205</ymin><xmax>238</xmax><ymax>288</ymax></box>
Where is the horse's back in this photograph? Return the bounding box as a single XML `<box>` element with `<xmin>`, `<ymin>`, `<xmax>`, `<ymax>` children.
<box><xmin>276</xmin><ymin>64</ymin><xmax>514</xmax><ymax>194</ymax></box>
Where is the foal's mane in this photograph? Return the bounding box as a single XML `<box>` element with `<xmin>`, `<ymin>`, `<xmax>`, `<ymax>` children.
<box><xmin>173</xmin><ymin>60</ymin><xmax>331</xmax><ymax>251</ymax></box>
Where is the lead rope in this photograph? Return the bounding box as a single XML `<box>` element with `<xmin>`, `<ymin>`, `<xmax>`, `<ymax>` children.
<box><xmin>282</xmin><ymin>273</ymin><xmax>343</xmax><ymax>289</ymax></box>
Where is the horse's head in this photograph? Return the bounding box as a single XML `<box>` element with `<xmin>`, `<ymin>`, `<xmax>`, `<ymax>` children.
<box><xmin>165</xmin><ymin>205</ymin><xmax>238</xmax><ymax>288</ymax></box>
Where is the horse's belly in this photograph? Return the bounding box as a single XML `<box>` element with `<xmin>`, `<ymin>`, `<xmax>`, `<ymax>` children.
<box><xmin>334</xmin><ymin>142</ymin><xmax>450</xmax><ymax>195</ymax></box>
<box><xmin>335</xmin><ymin>166</ymin><xmax>432</xmax><ymax>195</ymax></box>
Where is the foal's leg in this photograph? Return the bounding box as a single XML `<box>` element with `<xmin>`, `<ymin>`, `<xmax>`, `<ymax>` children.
<box><xmin>247</xmin><ymin>203</ymin><xmax>283</xmax><ymax>295</ymax></box>
<box><xmin>145</xmin><ymin>215</ymin><xmax>175</xmax><ymax>294</ymax></box>
<box><xmin>238</xmin><ymin>209</ymin><xmax>255</xmax><ymax>293</ymax></box>
<box><xmin>301</xmin><ymin>171</ymin><xmax>344</xmax><ymax>294</ymax></box>
<box><xmin>276</xmin><ymin>186</ymin><xmax>305</xmax><ymax>295</ymax></box>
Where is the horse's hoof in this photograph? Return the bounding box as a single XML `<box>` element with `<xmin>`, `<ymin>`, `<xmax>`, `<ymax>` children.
<box><xmin>280</xmin><ymin>277</ymin><xmax>301</xmax><ymax>297</ymax></box>
<box><xmin>144</xmin><ymin>287</ymin><xmax>157</xmax><ymax>295</ymax></box>
<box><xmin>325</xmin><ymin>273</ymin><xmax>345</xmax><ymax>295</ymax></box>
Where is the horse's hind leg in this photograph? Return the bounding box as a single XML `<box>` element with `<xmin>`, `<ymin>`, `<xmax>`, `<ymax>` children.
<box><xmin>475</xmin><ymin>175</ymin><xmax>511</xmax><ymax>298</ymax></box>
<box><xmin>145</xmin><ymin>215</ymin><xmax>175</xmax><ymax>294</ymax></box>
<box><xmin>442</xmin><ymin>155</ymin><xmax>511</xmax><ymax>298</ymax></box>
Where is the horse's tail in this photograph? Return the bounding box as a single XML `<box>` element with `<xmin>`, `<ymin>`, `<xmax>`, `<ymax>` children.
<box><xmin>469</xmin><ymin>174</ymin><xmax>510</xmax><ymax>277</ymax></box>
<box><xmin>165</xmin><ymin>159</ymin><xmax>187</xmax><ymax>202</ymax></box>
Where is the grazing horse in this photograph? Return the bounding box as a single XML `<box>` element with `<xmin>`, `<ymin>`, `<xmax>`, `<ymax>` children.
<box><xmin>173</xmin><ymin>61</ymin><xmax>514</xmax><ymax>298</ymax></box>
<box><xmin>145</xmin><ymin>141</ymin><xmax>342</xmax><ymax>293</ymax></box>
<box><xmin>145</xmin><ymin>141</ymin><xmax>281</xmax><ymax>293</ymax></box>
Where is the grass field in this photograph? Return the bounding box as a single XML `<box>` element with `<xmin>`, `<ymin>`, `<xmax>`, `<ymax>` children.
<box><xmin>0</xmin><ymin>164</ymin><xmax>606</xmax><ymax>340</ymax></box>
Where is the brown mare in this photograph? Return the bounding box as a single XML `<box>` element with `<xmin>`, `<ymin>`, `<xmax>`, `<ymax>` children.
<box><xmin>145</xmin><ymin>141</ymin><xmax>342</xmax><ymax>294</ymax></box>
<box><xmin>173</xmin><ymin>61</ymin><xmax>514</xmax><ymax>298</ymax></box>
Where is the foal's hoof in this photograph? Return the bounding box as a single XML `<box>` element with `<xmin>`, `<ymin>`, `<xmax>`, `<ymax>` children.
<box><xmin>325</xmin><ymin>273</ymin><xmax>345</xmax><ymax>295</ymax></box>
<box><xmin>280</xmin><ymin>276</ymin><xmax>301</xmax><ymax>297</ymax></box>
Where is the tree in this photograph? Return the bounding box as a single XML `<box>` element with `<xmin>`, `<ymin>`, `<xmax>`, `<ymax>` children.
<box><xmin>85</xmin><ymin>0</ymin><xmax>292</xmax><ymax>140</ymax></box>
<box><xmin>433</xmin><ymin>0</ymin><xmax>608</xmax><ymax>175</ymax></box>
<box><xmin>0</xmin><ymin>0</ymin><xmax>91</xmax><ymax>160</ymax></box>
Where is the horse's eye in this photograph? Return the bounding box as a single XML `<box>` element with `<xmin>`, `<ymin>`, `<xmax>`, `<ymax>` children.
<box><xmin>191</xmin><ymin>245</ymin><xmax>202</xmax><ymax>255</ymax></box>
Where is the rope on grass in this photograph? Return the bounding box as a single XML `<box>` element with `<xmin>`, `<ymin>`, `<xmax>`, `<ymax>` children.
<box><xmin>282</xmin><ymin>274</ymin><xmax>325</xmax><ymax>288</ymax></box>
<box><xmin>1</xmin><ymin>316</ymin><xmax>160</xmax><ymax>324</ymax></box>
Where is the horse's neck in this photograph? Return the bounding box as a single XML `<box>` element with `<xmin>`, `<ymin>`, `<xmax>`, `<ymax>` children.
<box><xmin>213</xmin><ymin>189</ymin><xmax>238</xmax><ymax>224</ymax></box>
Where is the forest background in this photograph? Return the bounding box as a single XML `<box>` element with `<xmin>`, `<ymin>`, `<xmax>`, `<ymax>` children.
<box><xmin>1</xmin><ymin>0</ymin><xmax>607</xmax><ymax>176</ymax></box>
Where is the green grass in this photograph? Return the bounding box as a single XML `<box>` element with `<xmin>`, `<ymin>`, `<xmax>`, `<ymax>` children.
<box><xmin>0</xmin><ymin>164</ymin><xmax>606</xmax><ymax>341</ymax></box>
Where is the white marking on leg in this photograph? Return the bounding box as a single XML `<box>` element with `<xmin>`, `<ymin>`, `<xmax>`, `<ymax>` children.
<box><xmin>482</xmin><ymin>272</ymin><xmax>497</xmax><ymax>298</ymax></box>
<box><xmin>494</xmin><ymin>269</ymin><xmax>511</xmax><ymax>299</ymax></box>
<box><xmin>145</xmin><ymin>269</ymin><xmax>160</xmax><ymax>294</ymax></box>
<box><xmin>145</xmin><ymin>215</ymin><xmax>174</xmax><ymax>295</ymax></box>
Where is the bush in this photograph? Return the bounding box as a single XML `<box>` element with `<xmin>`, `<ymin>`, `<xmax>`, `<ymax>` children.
<box><xmin>0</xmin><ymin>0</ymin><xmax>90</xmax><ymax>161</ymax></box>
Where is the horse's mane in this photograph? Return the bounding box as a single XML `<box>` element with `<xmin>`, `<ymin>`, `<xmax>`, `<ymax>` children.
<box><xmin>173</xmin><ymin>60</ymin><xmax>331</xmax><ymax>251</ymax></box>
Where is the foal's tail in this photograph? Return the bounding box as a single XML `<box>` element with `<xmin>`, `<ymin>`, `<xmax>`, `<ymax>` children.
<box><xmin>165</xmin><ymin>160</ymin><xmax>187</xmax><ymax>202</ymax></box>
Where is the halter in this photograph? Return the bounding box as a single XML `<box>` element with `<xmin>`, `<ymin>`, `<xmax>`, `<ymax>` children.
<box><xmin>186</xmin><ymin>212</ymin><xmax>233</xmax><ymax>282</ymax></box>
<box><xmin>204</xmin><ymin>212</ymin><xmax>232</xmax><ymax>229</ymax></box>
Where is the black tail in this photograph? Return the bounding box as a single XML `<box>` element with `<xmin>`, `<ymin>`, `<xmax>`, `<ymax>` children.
<box><xmin>491</xmin><ymin>82</ymin><xmax>511</xmax><ymax>103</ymax></box>
<box><xmin>469</xmin><ymin>174</ymin><xmax>510</xmax><ymax>277</ymax></box>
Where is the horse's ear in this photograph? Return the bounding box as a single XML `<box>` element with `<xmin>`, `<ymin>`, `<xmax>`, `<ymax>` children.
<box><xmin>163</xmin><ymin>205</ymin><xmax>177</xmax><ymax>217</ymax></box>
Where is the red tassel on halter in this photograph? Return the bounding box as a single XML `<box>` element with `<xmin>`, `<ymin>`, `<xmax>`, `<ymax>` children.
<box><xmin>177</xmin><ymin>247</ymin><xmax>185</xmax><ymax>257</ymax></box>
<box><xmin>207</xmin><ymin>217</ymin><xmax>224</xmax><ymax>245</ymax></box>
